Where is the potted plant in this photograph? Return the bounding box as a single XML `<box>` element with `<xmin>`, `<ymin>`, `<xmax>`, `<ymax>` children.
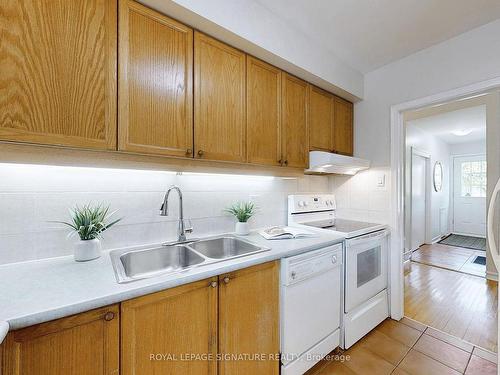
<box><xmin>225</xmin><ymin>201</ymin><xmax>257</xmax><ymax>235</ymax></box>
<box><xmin>58</xmin><ymin>204</ymin><xmax>121</xmax><ymax>261</ymax></box>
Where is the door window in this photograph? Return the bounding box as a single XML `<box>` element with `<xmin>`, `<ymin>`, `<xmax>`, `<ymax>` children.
<box><xmin>357</xmin><ymin>246</ymin><xmax>381</xmax><ymax>287</ymax></box>
<box><xmin>461</xmin><ymin>160</ymin><xmax>486</xmax><ymax>197</ymax></box>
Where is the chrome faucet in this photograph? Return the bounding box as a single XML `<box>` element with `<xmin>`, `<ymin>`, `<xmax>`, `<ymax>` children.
<box><xmin>160</xmin><ymin>185</ymin><xmax>193</xmax><ymax>243</ymax></box>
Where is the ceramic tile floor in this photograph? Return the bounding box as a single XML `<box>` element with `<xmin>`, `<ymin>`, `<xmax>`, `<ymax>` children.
<box><xmin>306</xmin><ymin>318</ymin><xmax>497</xmax><ymax>375</ymax></box>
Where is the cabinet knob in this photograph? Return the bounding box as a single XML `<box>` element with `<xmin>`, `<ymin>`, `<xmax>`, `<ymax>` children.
<box><xmin>223</xmin><ymin>276</ymin><xmax>230</xmax><ymax>284</ymax></box>
<box><xmin>186</xmin><ymin>148</ymin><xmax>192</xmax><ymax>156</ymax></box>
<box><xmin>284</xmin><ymin>160</ymin><xmax>288</xmax><ymax>166</ymax></box>
<box><xmin>197</xmin><ymin>150</ymin><xmax>204</xmax><ymax>157</ymax></box>
<box><xmin>210</xmin><ymin>281</ymin><xmax>218</xmax><ymax>288</ymax></box>
<box><xmin>104</xmin><ymin>312</ymin><xmax>115</xmax><ymax>321</ymax></box>
<box><xmin>278</xmin><ymin>159</ymin><xmax>283</xmax><ymax>166</ymax></box>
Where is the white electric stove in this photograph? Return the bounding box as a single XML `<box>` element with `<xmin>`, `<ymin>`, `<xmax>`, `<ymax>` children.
<box><xmin>287</xmin><ymin>194</ymin><xmax>390</xmax><ymax>349</ymax></box>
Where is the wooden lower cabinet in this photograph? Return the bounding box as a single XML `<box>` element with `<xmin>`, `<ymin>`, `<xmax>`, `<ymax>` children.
<box><xmin>218</xmin><ymin>261</ymin><xmax>280</xmax><ymax>375</ymax></box>
<box><xmin>121</xmin><ymin>277</ymin><xmax>218</xmax><ymax>375</ymax></box>
<box><xmin>1</xmin><ymin>262</ymin><xmax>279</xmax><ymax>375</ymax></box>
<box><xmin>2</xmin><ymin>305</ymin><xmax>119</xmax><ymax>375</ymax></box>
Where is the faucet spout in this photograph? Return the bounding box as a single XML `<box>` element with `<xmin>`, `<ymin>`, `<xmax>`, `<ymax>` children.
<box><xmin>160</xmin><ymin>185</ymin><xmax>192</xmax><ymax>242</ymax></box>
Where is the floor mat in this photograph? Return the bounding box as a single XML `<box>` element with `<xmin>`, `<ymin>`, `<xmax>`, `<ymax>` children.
<box><xmin>473</xmin><ymin>255</ymin><xmax>487</xmax><ymax>265</ymax></box>
<box><xmin>438</xmin><ymin>234</ymin><xmax>486</xmax><ymax>251</ymax></box>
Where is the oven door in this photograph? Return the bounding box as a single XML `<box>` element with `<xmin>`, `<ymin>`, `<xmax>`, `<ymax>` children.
<box><xmin>345</xmin><ymin>230</ymin><xmax>388</xmax><ymax>313</ymax></box>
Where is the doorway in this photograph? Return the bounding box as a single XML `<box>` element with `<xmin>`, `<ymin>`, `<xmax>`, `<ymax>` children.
<box><xmin>396</xmin><ymin>90</ymin><xmax>499</xmax><ymax>354</ymax></box>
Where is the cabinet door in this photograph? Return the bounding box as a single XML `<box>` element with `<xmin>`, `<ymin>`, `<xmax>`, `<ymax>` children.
<box><xmin>333</xmin><ymin>97</ymin><xmax>353</xmax><ymax>156</ymax></box>
<box><xmin>118</xmin><ymin>0</ymin><xmax>194</xmax><ymax>157</ymax></box>
<box><xmin>2</xmin><ymin>305</ymin><xmax>119</xmax><ymax>375</ymax></box>
<box><xmin>309</xmin><ymin>85</ymin><xmax>334</xmax><ymax>152</ymax></box>
<box><xmin>218</xmin><ymin>261</ymin><xmax>279</xmax><ymax>375</ymax></box>
<box><xmin>282</xmin><ymin>74</ymin><xmax>309</xmax><ymax>168</ymax></box>
<box><xmin>194</xmin><ymin>32</ymin><xmax>246</xmax><ymax>162</ymax></box>
<box><xmin>246</xmin><ymin>56</ymin><xmax>282</xmax><ymax>166</ymax></box>
<box><xmin>121</xmin><ymin>278</ymin><xmax>218</xmax><ymax>375</ymax></box>
<box><xmin>0</xmin><ymin>0</ymin><xmax>117</xmax><ymax>150</ymax></box>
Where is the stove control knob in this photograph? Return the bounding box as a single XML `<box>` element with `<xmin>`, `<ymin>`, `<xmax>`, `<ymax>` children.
<box><xmin>331</xmin><ymin>255</ymin><xmax>337</xmax><ymax>264</ymax></box>
<box><xmin>298</xmin><ymin>201</ymin><xmax>306</xmax><ymax>207</ymax></box>
<box><xmin>291</xmin><ymin>271</ymin><xmax>297</xmax><ymax>279</ymax></box>
<box><xmin>325</xmin><ymin>201</ymin><xmax>330</xmax><ymax>206</ymax></box>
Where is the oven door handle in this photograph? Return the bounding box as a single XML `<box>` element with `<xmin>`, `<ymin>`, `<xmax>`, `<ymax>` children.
<box><xmin>347</xmin><ymin>230</ymin><xmax>389</xmax><ymax>246</ymax></box>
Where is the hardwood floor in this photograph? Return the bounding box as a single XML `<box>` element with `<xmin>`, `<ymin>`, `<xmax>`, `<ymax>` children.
<box><xmin>412</xmin><ymin>243</ymin><xmax>486</xmax><ymax>277</ymax></box>
<box><xmin>307</xmin><ymin>318</ymin><xmax>497</xmax><ymax>375</ymax></box>
<box><xmin>405</xmin><ymin>262</ymin><xmax>497</xmax><ymax>353</ymax></box>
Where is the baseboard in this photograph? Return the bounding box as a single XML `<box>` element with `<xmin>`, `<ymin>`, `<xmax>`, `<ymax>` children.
<box><xmin>432</xmin><ymin>233</ymin><xmax>451</xmax><ymax>244</ymax></box>
<box><xmin>486</xmin><ymin>271</ymin><xmax>498</xmax><ymax>281</ymax></box>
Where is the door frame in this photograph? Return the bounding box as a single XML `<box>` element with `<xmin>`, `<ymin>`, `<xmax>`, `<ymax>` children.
<box><xmin>450</xmin><ymin>153</ymin><xmax>487</xmax><ymax>236</ymax></box>
<box><xmin>409</xmin><ymin>147</ymin><xmax>432</xmax><ymax>254</ymax></box>
<box><xmin>389</xmin><ymin>76</ymin><xmax>500</xmax><ymax>320</ymax></box>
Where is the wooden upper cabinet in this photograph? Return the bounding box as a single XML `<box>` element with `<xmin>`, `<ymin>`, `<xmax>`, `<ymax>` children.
<box><xmin>118</xmin><ymin>0</ymin><xmax>194</xmax><ymax>157</ymax></box>
<box><xmin>121</xmin><ymin>278</ymin><xmax>218</xmax><ymax>375</ymax></box>
<box><xmin>2</xmin><ymin>305</ymin><xmax>119</xmax><ymax>375</ymax></box>
<box><xmin>246</xmin><ymin>57</ymin><xmax>282</xmax><ymax>166</ymax></box>
<box><xmin>281</xmin><ymin>74</ymin><xmax>309</xmax><ymax>168</ymax></box>
<box><xmin>194</xmin><ymin>32</ymin><xmax>246</xmax><ymax>162</ymax></box>
<box><xmin>333</xmin><ymin>97</ymin><xmax>354</xmax><ymax>156</ymax></box>
<box><xmin>218</xmin><ymin>261</ymin><xmax>279</xmax><ymax>375</ymax></box>
<box><xmin>309</xmin><ymin>85</ymin><xmax>334</xmax><ymax>152</ymax></box>
<box><xmin>0</xmin><ymin>0</ymin><xmax>117</xmax><ymax>150</ymax></box>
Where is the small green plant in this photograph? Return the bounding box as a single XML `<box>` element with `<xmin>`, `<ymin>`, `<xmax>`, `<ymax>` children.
<box><xmin>224</xmin><ymin>201</ymin><xmax>257</xmax><ymax>223</ymax></box>
<box><xmin>57</xmin><ymin>204</ymin><xmax>122</xmax><ymax>241</ymax></box>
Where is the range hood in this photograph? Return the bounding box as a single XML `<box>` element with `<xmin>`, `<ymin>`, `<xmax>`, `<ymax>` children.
<box><xmin>305</xmin><ymin>151</ymin><xmax>370</xmax><ymax>175</ymax></box>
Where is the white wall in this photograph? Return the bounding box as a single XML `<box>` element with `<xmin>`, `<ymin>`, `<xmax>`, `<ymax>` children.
<box><xmin>405</xmin><ymin>124</ymin><xmax>451</xmax><ymax>250</ymax></box>
<box><xmin>450</xmin><ymin>140</ymin><xmax>486</xmax><ymax>155</ymax></box>
<box><xmin>356</xmin><ymin>19</ymin><xmax>500</xmax><ymax>166</ymax></box>
<box><xmin>0</xmin><ymin>164</ymin><xmax>330</xmax><ymax>265</ymax></box>
<box><xmin>141</xmin><ymin>0</ymin><xmax>363</xmax><ymax>100</ymax></box>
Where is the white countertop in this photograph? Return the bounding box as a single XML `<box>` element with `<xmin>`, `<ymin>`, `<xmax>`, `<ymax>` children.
<box><xmin>0</xmin><ymin>230</ymin><xmax>344</xmax><ymax>339</ymax></box>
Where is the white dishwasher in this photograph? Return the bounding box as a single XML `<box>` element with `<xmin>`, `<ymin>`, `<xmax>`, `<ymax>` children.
<box><xmin>281</xmin><ymin>243</ymin><xmax>342</xmax><ymax>375</ymax></box>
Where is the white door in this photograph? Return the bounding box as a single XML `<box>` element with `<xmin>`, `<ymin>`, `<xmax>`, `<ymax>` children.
<box><xmin>411</xmin><ymin>154</ymin><xmax>427</xmax><ymax>251</ymax></box>
<box><xmin>453</xmin><ymin>155</ymin><xmax>487</xmax><ymax>237</ymax></box>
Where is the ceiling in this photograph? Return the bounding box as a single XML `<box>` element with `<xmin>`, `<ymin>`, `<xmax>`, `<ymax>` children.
<box><xmin>255</xmin><ymin>0</ymin><xmax>500</xmax><ymax>73</ymax></box>
<box><xmin>408</xmin><ymin>105</ymin><xmax>486</xmax><ymax>144</ymax></box>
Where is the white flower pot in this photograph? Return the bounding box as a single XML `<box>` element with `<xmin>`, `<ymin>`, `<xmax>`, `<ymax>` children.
<box><xmin>235</xmin><ymin>222</ymin><xmax>250</xmax><ymax>236</ymax></box>
<box><xmin>74</xmin><ymin>239</ymin><xmax>102</xmax><ymax>262</ymax></box>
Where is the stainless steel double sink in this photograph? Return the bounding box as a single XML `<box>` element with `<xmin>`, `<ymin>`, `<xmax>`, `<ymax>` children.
<box><xmin>110</xmin><ymin>236</ymin><xmax>270</xmax><ymax>283</ymax></box>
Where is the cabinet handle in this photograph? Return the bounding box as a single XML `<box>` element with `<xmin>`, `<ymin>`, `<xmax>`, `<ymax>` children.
<box><xmin>210</xmin><ymin>281</ymin><xmax>218</xmax><ymax>288</ymax></box>
<box><xmin>186</xmin><ymin>148</ymin><xmax>192</xmax><ymax>156</ymax></box>
<box><xmin>104</xmin><ymin>312</ymin><xmax>115</xmax><ymax>321</ymax></box>
<box><xmin>197</xmin><ymin>150</ymin><xmax>204</xmax><ymax>157</ymax></box>
<box><xmin>223</xmin><ymin>276</ymin><xmax>230</xmax><ymax>284</ymax></box>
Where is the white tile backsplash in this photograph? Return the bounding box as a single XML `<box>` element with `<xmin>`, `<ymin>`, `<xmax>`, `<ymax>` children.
<box><xmin>0</xmin><ymin>164</ymin><xmax>332</xmax><ymax>265</ymax></box>
<box><xmin>330</xmin><ymin>168</ymin><xmax>391</xmax><ymax>225</ymax></box>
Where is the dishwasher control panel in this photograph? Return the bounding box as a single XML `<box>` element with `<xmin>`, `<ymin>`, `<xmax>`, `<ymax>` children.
<box><xmin>282</xmin><ymin>244</ymin><xmax>342</xmax><ymax>285</ymax></box>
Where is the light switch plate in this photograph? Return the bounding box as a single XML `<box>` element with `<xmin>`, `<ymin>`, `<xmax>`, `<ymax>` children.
<box><xmin>377</xmin><ymin>174</ymin><xmax>386</xmax><ymax>188</ymax></box>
